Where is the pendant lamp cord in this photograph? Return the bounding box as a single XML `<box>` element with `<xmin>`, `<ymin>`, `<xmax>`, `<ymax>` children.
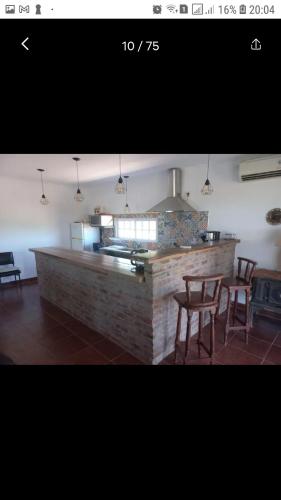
<box><xmin>76</xmin><ymin>160</ymin><xmax>80</xmax><ymax>189</ymax></box>
<box><xmin>207</xmin><ymin>154</ymin><xmax>210</xmax><ymax>179</ymax></box>
<box><xmin>119</xmin><ymin>154</ymin><xmax>122</xmax><ymax>178</ymax></box>
<box><xmin>40</xmin><ymin>171</ymin><xmax>45</xmax><ymax>195</ymax></box>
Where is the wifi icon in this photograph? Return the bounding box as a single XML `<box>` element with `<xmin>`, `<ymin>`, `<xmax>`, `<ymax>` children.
<box><xmin>166</xmin><ymin>4</ymin><xmax>177</xmax><ymax>13</ymax></box>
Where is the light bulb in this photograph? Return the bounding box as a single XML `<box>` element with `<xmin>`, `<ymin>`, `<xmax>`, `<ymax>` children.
<box><xmin>115</xmin><ymin>177</ymin><xmax>125</xmax><ymax>194</ymax></box>
<box><xmin>74</xmin><ymin>188</ymin><xmax>84</xmax><ymax>202</ymax></box>
<box><xmin>201</xmin><ymin>179</ymin><xmax>214</xmax><ymax>195</ymax></box>
<box><xmin>40</xmin><ymin>194</ymin><xmax>49</xmax><ymax>205</ymax></box>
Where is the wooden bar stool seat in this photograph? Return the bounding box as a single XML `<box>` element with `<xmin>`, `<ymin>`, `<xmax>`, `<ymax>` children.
<box><xmin>217</xmin><ymin>257</ymin><xmax>257</xmax><ymax>345</ymax></box>
<box><xmin>174</xmin><ymin>291</ymin><xmax>214</xmax><ymax>308</ymax></box>
<box><xmin>173</xmin><ymin>274</ymin><xmax>224</xmax><ymax>364</ymax></box>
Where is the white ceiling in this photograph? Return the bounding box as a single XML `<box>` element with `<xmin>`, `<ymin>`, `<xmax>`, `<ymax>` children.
<box><xmin>0</xmin><ymin>154</ymin><xmax>240</xmax><ymax>185</ymax></box>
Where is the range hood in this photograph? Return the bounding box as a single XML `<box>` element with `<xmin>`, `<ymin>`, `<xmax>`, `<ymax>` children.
<box><xmin>148</xmin><ymin>168</ymin><xmax>196</xmax><ymax>212</ymax></box>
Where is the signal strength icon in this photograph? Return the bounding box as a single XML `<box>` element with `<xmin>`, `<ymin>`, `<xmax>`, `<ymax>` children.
<box><xmin>192</xmin><ymin>3</ymin><xmax>204</xmax><ymax>15</ymax></box>
<box><xmin>205</xmin><ymin>5</ymin><xmax>215</xmax><ymax>14</ymax></box>
<box><xmin>166</xmin><ymin>4</ymin><xmax>177</xmax><ymax>13</ymax></box>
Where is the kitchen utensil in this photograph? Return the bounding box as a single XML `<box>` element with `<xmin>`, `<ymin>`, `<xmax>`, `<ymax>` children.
<box><xmin>130</xmin><ymin>249</ymin><xmax>147</xmax><ymax>272</ymax></box>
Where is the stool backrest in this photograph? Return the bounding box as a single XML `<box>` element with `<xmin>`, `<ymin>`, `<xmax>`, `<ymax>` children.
<box><xmin>236</xmin><ymin>257</ymin><xmax>257</xmax><ymax>284</ymax></box>
<box><xmin>0</xmin><ymin>252</ymin><xmax>14</xmax><ymax>266</ymax></box>
<box><xmin>182</xmin><ymin>274</ymin><xmax>224</xmax><ymax>308</ymax></box>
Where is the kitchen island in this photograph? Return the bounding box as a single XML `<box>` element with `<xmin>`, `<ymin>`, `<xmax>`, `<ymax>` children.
<box><xmin>31</xmin><ymin>240</ymin><xmax>239</xmax><ymax>364</ymax></box>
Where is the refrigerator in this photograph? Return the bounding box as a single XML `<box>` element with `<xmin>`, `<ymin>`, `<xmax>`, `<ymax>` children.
<box><xmin>71</xmin><ymin>222</ymin><xmax>100</xmax><ymax>252</ymax></box>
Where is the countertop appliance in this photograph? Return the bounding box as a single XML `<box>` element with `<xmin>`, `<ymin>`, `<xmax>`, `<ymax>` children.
<box><xmin>224</xmin><ymin>233</ymin><xmax>237</xmax><ymax>240</ymax></box>
<box><xmin>89</xmin><ymin>214</ymin><xmax>113</xmax><ymax>227</ymax></box>
<box><xmin>201</xmin><ymin>231</ymin><xmax>220</xmax><ymax>242</ymax></box>
<box><xmin>71</xmin><ymin>222</ymin><xmax>100</xmax><ymax>251</ymax></box>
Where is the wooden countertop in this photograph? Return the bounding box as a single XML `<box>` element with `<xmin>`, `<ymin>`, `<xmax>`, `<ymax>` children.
<box><xmin>132</xmin><ymin>239</ymin><xmax>240</xmax><ymax>263</ymax></box>
<box><xmin>254</xmin><ymin>268</ymin><xmax>281</xmax><ymax>280</ymax></box>
<box><xmin>30</xmin><ymin>247</ymin><xmax>145</xmax><ymax>282</ymax></box>
<box><xmin>30</xmin><ymin>240</ymin><xmax>239</xmax><ymax>277</ymax></box>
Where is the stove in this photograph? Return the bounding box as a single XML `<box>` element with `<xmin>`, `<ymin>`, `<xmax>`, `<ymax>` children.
<box><xmin>100</xmin><ymin>245</ymin><xmax>148</xmax><ymax>258</ymax></box>
<box><xmin>100</xmin><ymin>245</ymin><xmax>147</xmax><ymax>272</ymax></box>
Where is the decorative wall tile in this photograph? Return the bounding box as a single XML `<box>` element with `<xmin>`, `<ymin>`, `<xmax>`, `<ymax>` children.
<box><xmin>101</xmin><ymin>211</ymin><xmax>209</xmax><ymax>249</ymax></box>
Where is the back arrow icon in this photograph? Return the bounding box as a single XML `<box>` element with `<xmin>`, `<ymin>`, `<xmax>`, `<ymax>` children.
<box><xmin>21</xmin><ymin>37</ymin><xmax>29</xmax><ymax>51</ymax></box>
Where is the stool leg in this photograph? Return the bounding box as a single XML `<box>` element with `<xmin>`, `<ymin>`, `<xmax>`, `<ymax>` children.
<box><xmin>210</xmin><ymin>311</ymin><xmax>215</xmax><ymax>358</ymax></box>
<box><xmin>225</xmin><ymin>289</ymin><xmax>231</xmax><ymax>346</ymax></box>
<box><xmin>245</xmin><ymin>289</ymin><xmax>251</xmax><ymax>344</ymax></box>
<box><xmin>250</xmin><ymin>304</ymin><xmax>255</xmax><ymax>328</ymax></box>
<box><xmin>184</xmin><ymin>313</ymin><xmax>192</xmax><ymax>365</ymax></box>
<box><xmin>174</xmin><ymin>306</ymin><xmax>182</xmax><ymax>364</ymax></box>
<box><xmin>233</xmin><ymin>290</ymin><xmax>238</xmax><ymax>325</ymax></box>
<box><xmin>198</xmin><ymin>312</ymin><xmax>203</xmax><ymax>358</ymax></box>
<box><xmin>215</xmin><ymin>286</ymin><xmax>222</xmax><ymax>320</ymax></box>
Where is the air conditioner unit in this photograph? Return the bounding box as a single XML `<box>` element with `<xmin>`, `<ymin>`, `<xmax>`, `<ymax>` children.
<box><xmin>239</xmin><ymin>155</ymin><xmax>281</xmax><ymax>182</ymax></box>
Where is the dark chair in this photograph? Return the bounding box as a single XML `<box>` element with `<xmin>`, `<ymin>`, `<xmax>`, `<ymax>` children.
<box><xmin>173</xmin><ymin>274</ymin><xmax>224</xmax><ymax>364</ymax></box>
<box><xmin>216</xmin><ymin>257</ymin><xmax>257</xmax><ymax>345</ymax></box>
<box><xmin>0</xmin><ymin>252</ymin><xmax>21</xmax><ymax>285</ymax></box>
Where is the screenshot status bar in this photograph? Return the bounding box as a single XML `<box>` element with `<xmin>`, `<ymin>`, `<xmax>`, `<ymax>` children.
<box><xmin>0</xmin><ymin>1</ymin><xmax>280</xmax><ymax>19</ymax></box>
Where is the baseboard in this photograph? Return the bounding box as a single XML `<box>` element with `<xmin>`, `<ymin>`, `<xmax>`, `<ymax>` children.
<box><xmin>0</xmin><ymin>277</ymin><xmax>38</xmax><ymax>289</ymax></box>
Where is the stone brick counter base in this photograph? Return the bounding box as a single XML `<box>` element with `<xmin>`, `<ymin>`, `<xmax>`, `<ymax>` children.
<box><xmin>33</xmin><ymin>241</ymin><xmax>237</xmax><ymax>365</ymax></box>
<box><xmin>35</xmin><ymin>253</ymin><xmax>153</xmax><ymax>363</ymax></box>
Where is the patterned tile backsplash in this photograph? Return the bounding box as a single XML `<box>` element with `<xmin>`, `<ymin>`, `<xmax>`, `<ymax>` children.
<box><xmin>101</xmin><ymin>211</ymin><xmax>209</xmax><ymax>249</ymax></box>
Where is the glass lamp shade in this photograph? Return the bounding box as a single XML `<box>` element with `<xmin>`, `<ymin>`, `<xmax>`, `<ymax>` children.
<box><xmin>201</xmin><ymin>178</ymin><xmax>214</xmax><ymax>195</ymax></box>
<box><xmin>115</xmin><ymin>177</ymin><xmax>125</xmax><ymax>194</ymax></box>
<box><xmin>74</xmin><ymin>188</ymin><xmax>84</xmax><ymax>202</ymax></box>
<box><xmin>124</xmin><ymin>203</ymin><xmax>130</xmax><ymax>213</ymax></box>
<box><xmin>40</xmin><ymin>194</ymin><xmax>49</xmax><ymax>205</ymax></box>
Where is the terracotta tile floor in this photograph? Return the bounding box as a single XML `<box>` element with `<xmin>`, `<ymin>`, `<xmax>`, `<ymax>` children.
<box><xmin>162</xmin><ymin>308</ymin><xmax>281</xmax><ymax>365</ymax></box>
<box><xmin>0</xmin><ymin>282</ymin><xmax>142</xmax><ymax>365</ymax></box>
<box><xmin>1</xmin><ymin>282</ymin><xmax>281</xmax><ymax>365</ymax></box>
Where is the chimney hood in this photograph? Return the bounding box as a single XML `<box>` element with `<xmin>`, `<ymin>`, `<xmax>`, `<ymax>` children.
<box><xmin>148</xmin><ymin>168</ymin><xmax>196</xmax><ymax>212</ymax></box>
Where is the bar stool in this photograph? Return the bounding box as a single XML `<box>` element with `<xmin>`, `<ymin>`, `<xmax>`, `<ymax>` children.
<box><xmin>173</xmin><ymin>274</ymin><xmax>224</xmax><ymax>364</ymax></box>
<box><xmin>217</xmin><ymin>257</ymin><xmax>257</xmax><ymax>345</ymax></box>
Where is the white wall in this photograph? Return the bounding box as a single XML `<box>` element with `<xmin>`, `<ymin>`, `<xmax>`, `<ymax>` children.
<box><xmin>0</xmin><ymin>176</ymin><xmax>87</xmax><ymax>281</ymax></box>
<box><xmin>84</xmin><ymin>170</ymin><xmax>168</xmax><ymax>215</ymax></box>
<box><xmin>84</xmin><ymin>159</ymin><xmax>281</xmax><ymax>270</ymax></box>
